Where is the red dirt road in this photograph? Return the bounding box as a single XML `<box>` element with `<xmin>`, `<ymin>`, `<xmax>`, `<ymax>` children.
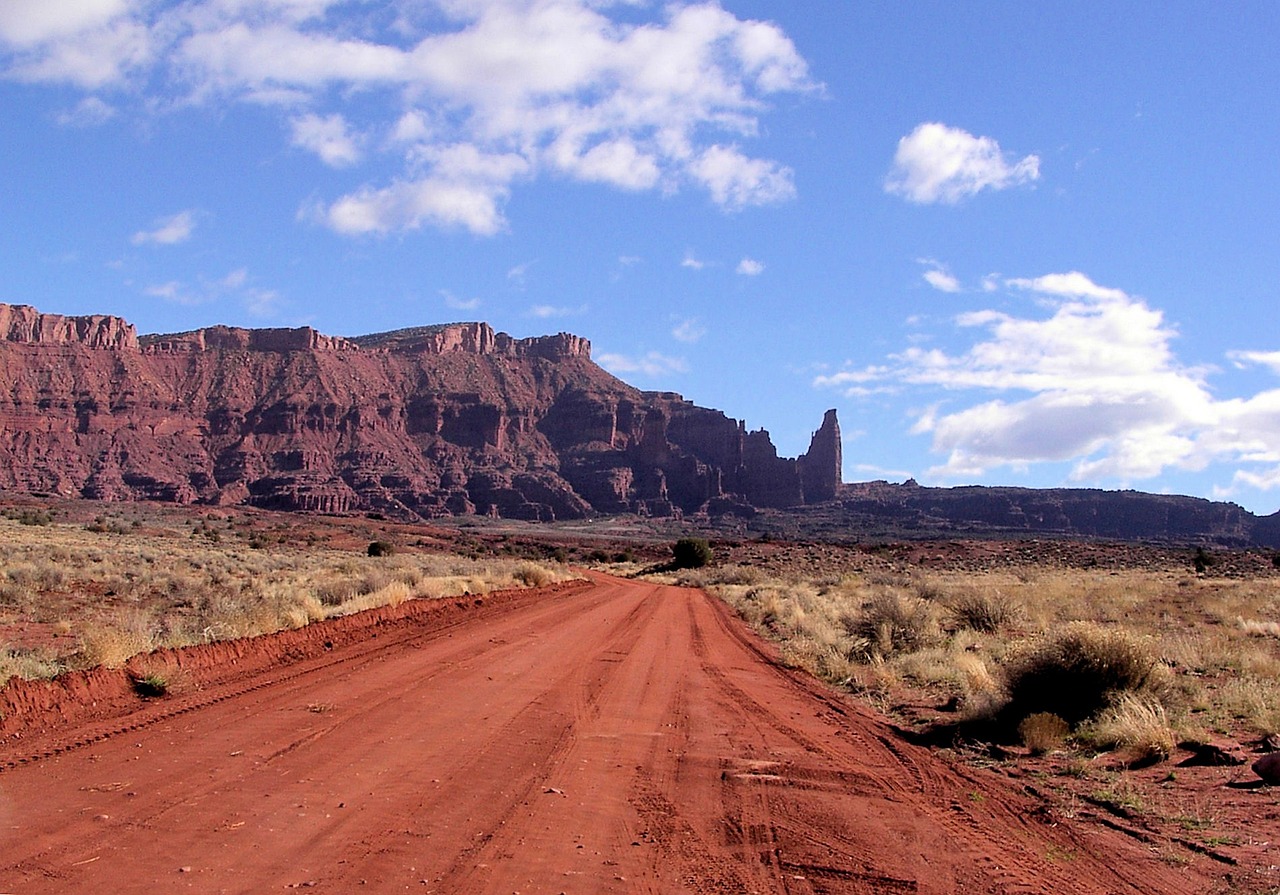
<box><xmin>1</xmin><ymin>575</ymin><xmax>1215</xmax><ymax>894</ymax></box>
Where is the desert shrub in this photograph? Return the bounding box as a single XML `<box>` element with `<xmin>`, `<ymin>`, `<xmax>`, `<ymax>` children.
<box><xmin>1002</xmin><ymin>622</ymin><xmax>1159</xmax><ymax>727</ymax></box>
<box><xmin>671</xmin><ymin>537</ymin><xmax>713</xmax><ymax>570</ymax></box>
<box><xmin>367</xmin><ymin>540</ymin><xmax>396</xmax><ymax>557</ymax></box>
<box><xmin>315</xmin><ymin>578</ymin><xmax>359</xmax><ymax>607</ymax></box>
<box><xmin>514</xmin><ymin>561</ymin><xmax>554</xmax><ymax>588</ymax></box>
<box><xmin>842</xmin><ymin>590</ymin><xmax>938</xmax><ymax>659</ymax></box>
<box><xmin>0</xmin><ymin>645</ymin><xmax>64</xmax><ymax>684</ymax></box>
<box><xmin>948</xmin><ymin>588</ymin><xmax>1022</xmax><ymax>634</ymax></box>
<box><xmin>132</xmin><ymin>672</ymin><xmax>170</xmax><ymax>698</ymax></box>
<box><xmin>77</xmin><ymin>614</ymin><xmax>157</xmax><ymax>669</ymax></box>
<box><xmin>1018</xmin><ymin>712</ymin><xmax>1070</xmax><ymax>755</ymax></box>
<box><xmin>1080</xmin><ymin>693</ymin><xmax>1175</xmax><ymax>763</ymax></box>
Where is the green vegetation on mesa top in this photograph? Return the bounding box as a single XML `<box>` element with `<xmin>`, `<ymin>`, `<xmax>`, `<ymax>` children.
<box><xmin>350</xmin><ymin>324</ymin><xmax>479</xmax><ymax>347</ymax></box>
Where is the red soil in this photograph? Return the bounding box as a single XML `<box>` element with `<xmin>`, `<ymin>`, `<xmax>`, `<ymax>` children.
<box><xmin>0</xmin><ymin>575</ymin><xmax>1219</xmax><ymax>893</ymax></box>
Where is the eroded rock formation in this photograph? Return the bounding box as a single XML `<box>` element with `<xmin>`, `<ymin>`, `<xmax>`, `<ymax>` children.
<box><xmin>0</xmin><ymin>304</ymin><xmax>840</xmax><ymax>521</ymax></box>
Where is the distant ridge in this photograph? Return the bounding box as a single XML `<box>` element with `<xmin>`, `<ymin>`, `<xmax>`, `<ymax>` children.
<box><xmin>0</xmin><ymin>303</ymin><xmax>837</xmax><ymax>522</ymax></box>
<box><xmin>0</xmin><ymin>302</ymin><xmax>1275</xmax><ymax>546</ymax></box>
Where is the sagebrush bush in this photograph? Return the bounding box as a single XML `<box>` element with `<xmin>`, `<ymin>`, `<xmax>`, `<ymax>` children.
<box><xmin>842</xmin><ymin>590</ymin><xmax>938</xmax><ymax>659</ymax></box>
<box><xmin>1002</xmin><ymin>622</ymin><xmax>1159</xmax><ymax>726</ymax></box>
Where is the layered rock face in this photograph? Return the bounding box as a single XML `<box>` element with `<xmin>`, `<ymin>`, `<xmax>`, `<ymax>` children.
<box><xmin>0</xmin><ymin>304</ymin><xmax>840</xmax><ymax>521</ymax></box>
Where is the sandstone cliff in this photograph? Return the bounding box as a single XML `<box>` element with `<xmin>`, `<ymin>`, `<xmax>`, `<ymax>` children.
<box><xmin>0</xmin><ymin>304</ymin><xmax>840</xmax><ymax>521</ymax></box>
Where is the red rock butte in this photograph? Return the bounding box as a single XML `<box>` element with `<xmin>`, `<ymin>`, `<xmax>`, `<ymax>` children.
<box><xmin>0</xmin><ymin>303</ymin><xmax>840</xmax><ymax>521</ymax></box>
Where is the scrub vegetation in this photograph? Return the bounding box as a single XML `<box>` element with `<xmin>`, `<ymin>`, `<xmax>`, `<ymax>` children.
<box><xmin>667</xmin><ymin>560</ymin><xmax>1280</xmax><ymax>760</ymax></box>
<box><xmin>0</xmin><ymin>508</ymin><xmax>575</xmax><ymax>684</ymax></box>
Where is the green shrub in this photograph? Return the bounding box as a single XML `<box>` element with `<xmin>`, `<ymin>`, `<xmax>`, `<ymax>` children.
<box><xmin>671</xmin><ymin>537</ymin><xmax>713</xmax><ymax>570</ymax></box>
<box><xmin>1002</xmin><ymin>622</ymin><xmax>1158</xmax><ymax>727</ymax></box>
<box><xmin>132</xmin><ymin>673</ymin><xmax>169</xmax><ymax>698</ymax></box>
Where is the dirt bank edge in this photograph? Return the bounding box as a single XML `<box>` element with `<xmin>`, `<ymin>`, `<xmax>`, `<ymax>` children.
<box><xmin>0</xmin><ymin>578</ymin><xmax>591</xmax><ymax>753</ymax></box>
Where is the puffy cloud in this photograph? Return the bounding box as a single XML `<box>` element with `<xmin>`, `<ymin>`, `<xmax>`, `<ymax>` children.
<box><xmin>815</xmin><ymin>271</ymin><xmax>1280</xmax><ymax>492</ymax></box>
<box><xmin>290</xmin><ymin>113</ymin><xmax>362</xmax><ymax>167</ymax></box>
<box><xmin>736</xmin><ymin>257</ymin><xmax>764</xmax><ymax>276</ymax></box>
<box><xmin>688</xmin><ymin>145</ymin><xmax>795</xmax><ymax>209</ymax></box>
<box><xmin>919</xmin><ymin>259</ymin><xmax>961</xmax><ymax>293</ymax></box>
<box><xmin>0</xmin><ymin>0</ymin><xmax>129</xmax><ymax>45</ymax></box>
<box><xmin>1005</xmin><ymin>271</ymin><xmax>1127</xmax><ymax>301</ymax></box>
<box><xmin>132</xmin><ymin>210</ymin><xmax>196</xmax><ymax>245</ymax></box>
<box><xmin>680</xmin><ymin>251</ymin><xmax>705</xmax><ymax>270</ymax></box>
<box><xmin>321</xmin><ymin>145</ymin><xmax>530</xmax><ymax>235</ymax></box>
<box><xmin>6</xmin><ymin>17</ymin><xmax>152</xmax><ymax>87</ymax></box>
<box><xmin>885</xmin><ymin>122</ymin><xmax>1040</xmax><ymax>204</ymax></box>
<box><xmin>598</xmin><ymin>350</ymin><xmax>689</xmax><ymax>378</ymax></box>
<box><xmin>5</xmin><ymin>1</ymin><xmax>815</xmax><ymax>233</ymax></box>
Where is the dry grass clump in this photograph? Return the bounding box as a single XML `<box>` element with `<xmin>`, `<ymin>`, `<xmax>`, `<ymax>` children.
<box><xmin>0</xmin><ymin>645</ymin><xmax>64</xmax><ymax>684</ymax></box>
<box><xmin>1079</xmin><ymin>693</ymin><xmax>1176</xmax><ymax>763</ymax></box>
<box><xmin>1217</xmin><ymin>676</ymin><xmax>1280</xmax><ymax>738</ymax></box>
<box><xmin>514</xmin><ymin>561</ymin><xmax>555</xmax><ymax>588</ymax></box>
<box><xmin>1019</xmin><ymin>712</ymin><xmax>1071</xmax><ymax>755</ymax></box>
<box><xmin>947</xmin><ymin>587</ymin><xmax>1022</xmax><ymax>634</ymax></box>
<box><xmin>76</xmin><ymin>611</ymin><xmax>159</xmax><ymax>669</ymax></box>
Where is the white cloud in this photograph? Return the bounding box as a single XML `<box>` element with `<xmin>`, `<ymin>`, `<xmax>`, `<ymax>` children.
<box><xmin>1005</xmin><ymin>270</ymin><xmax>1127</xmax><ymax>301</ymax></box>
<box><xmin>131</xmin><ymin>210</ymin><xmax>196</xmax><ymax>245</ymax></box>
<box><xmin>736</xmin><ymin>257</ymin><xmax>764</xmax><ymax>276</ymax></box>
<box><xmin>672</xmin><ymin>318</ymin><xmax>706</xmax><ymax>343</ymax></box>
<box><xmin>54</xmin><ymin>95</ymin><xmax>116</xmax><ymax>126</ymax></box>
<box><xmin>6</xmin><ymin>2</ymin><xmax>816</xmax><ymax>233</ymax></box>
<box><xmin>1228</xmin><ymin>350</ymin><xmax>1280</xmax><ymax>375</ymax></box>
<box><xmin>598</xmin><ymin>351</ymin><xmax>689</xmax><ymax>378</ymax></box>
<box><xmin>244</xmin><ymin>287</ymin><xmax>281</xmax><ymax>318</ymax></box>
<box><xmin>689</xmin><ymin>144</ymin><xmax>795</xmax><ymax>209</ymax></box>
<box><xmin>221</xmin><ymin>267</ymin><xmax>248</xmax><ymax>288</ymax></box>
<box><xmin>528</xmin><ymin>303</ymin><xmax>586</xmax><ymax>319</ymax></box>
<box><xmin>885</xmin><ymin>122</ymin><xmax>1040</xmax><ymax>204</ymax></box>
<box><xmin>290</xmin><ymin>112</ymin><xmax>361</xmax><ymax>167</ymax></box>
<box><xmin>0</xmin><ymin>0</ymin><xmax>128</xmax><ymax>45</ymax></box>
<box><xmin>919</xmin><ymin>259</ymin><xmax>961</xmax><ymax>293</ymax></box>
<box><xmin>144</xmin><ymin>280</ymin><xmax>198</xmax><ymax>304</ymax></box>
<box><xmin>680</xmin><ymin>251</ymin><xmax>705</xmax><ymax>270</ymax></box>
<box><xmin>440</xmin><ymin>289</ymin><xmax>480</xmax><ymax>311</ymax></box>
<box><xmin>815</xmin><ymin>271</ymin><xmax>1280</xmax><ymax>492</ymax></box>
<box><xmin>2</xmin><ymin>1</ymin><xmax>150</xmax><ymax>88</ymax></box>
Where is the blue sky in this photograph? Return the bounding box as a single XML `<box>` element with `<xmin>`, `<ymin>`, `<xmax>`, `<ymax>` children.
<box><xmin>3</xmin><ymin>1</ymin><xmax>1280</xmax><ymax>513</ymax></box>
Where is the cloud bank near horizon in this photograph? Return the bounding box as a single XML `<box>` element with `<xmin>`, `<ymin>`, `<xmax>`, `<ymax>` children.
<box><xmin>816</xmin><ymin>271</ymin><xmax>1280</xmax><ymax>500</ymax></box>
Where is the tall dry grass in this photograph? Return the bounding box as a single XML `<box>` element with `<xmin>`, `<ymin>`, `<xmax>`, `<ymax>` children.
<box><xmin>681</xmin><ymin>561</ymin><xmax>1280</xmax><ymax>753</ymax></box>
<box><xmin>0</xmin><ymin>513</ymin><xmax>578</xmax><ymax>683</ymax></box>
